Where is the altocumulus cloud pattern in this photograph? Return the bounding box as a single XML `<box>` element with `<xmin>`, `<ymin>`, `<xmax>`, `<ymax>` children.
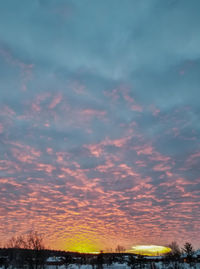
<box><xmin>0</xmin><ymin>0</ymin><xmax>200</xmax><ymax>251</ymax></box>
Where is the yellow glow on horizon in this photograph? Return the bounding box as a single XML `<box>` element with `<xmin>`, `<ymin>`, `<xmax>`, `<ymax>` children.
<box><xmin>62</xmin><ymin>234</ymin><xmax>101</xmax><ymax>253</ymax></box>
<box><xmin>129</xmin><ymin>245</ymin><xmax>171</xmax><ymax>256</ymax></box>
<box><xmin>66</xmin><ymin>242</ymin><xmax>100</xmax><ymax>254</ymax></box>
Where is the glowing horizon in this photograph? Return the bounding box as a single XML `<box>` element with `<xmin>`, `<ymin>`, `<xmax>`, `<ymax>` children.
<box><xmin>129</xmin><ymin>245</ymin><xmax>171</xmax><ymax>256</ymax></box>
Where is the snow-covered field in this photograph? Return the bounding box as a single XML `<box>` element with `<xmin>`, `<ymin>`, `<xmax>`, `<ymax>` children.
<box><xmin>62</xmin><ymin>264</ymin><xmax>129</xmax><ymax>268</ymax></box>
<box><xmin>46</xmin><ymin>263</ymin><xmax>200</xmax><ymax>269</ymax></box>
<box><xmin>48</xmin><ymin>262</ymin><xmax>200</xmax><ymax>269</ymax></box>
<box><xmin>1</xmin><ymin>262</ymin><xmax>200</xmax><ymax>269</ymax></box>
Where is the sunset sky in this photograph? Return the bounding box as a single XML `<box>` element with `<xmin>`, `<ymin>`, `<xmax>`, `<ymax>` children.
<box><xmin>0</xmin><ymin>0</ymin><xmax>200</xmax><ymax>252</ymax></box>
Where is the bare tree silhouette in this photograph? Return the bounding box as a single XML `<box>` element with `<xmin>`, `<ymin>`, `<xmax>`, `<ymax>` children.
<box><xmin>115</xmin><ymin>245</ymin><xmax>126</xmax><ymax>253</ymax></box>
<box><xmin>6</xmin><ymin>231</ymin><xmax>46</xmax><ymax>269</ymax></box>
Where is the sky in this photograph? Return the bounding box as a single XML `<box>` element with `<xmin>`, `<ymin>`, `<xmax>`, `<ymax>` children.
<box><xmin>0</xmin><ymin>0</ymin><xmax>200</xmax><ymax>252</ymax></box>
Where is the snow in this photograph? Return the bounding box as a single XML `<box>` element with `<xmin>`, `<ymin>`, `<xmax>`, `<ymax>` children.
<box><xmin>46</xmin><ymin>256</ymin><xmax>63</xmax><ymax>262</ymax></box>
<box><xmin>53</xmin><ymin>262</ymin><xmax>200</xmax><ymax>269</ymax></box>
<box><xmin>1</xmin><ymin>261</ymin><xmax>200</xmax><ymax>269</ymax></box>
<box><xmin>58</xmin><ymin>264</ymin><xmax>129</xmax><ymax>269</ymax></box>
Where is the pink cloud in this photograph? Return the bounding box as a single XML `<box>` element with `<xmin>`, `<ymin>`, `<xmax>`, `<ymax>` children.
<box><xmin>130</xmin><ymin>104</ymin><xmax>143</xmax><ymax>112</ymax></box>
<box><xmin>149</xmin><ymin>105</ymin><xmax>160</xmax><ymax>116</ymax></box>
<box><xmin>104</xmin><ymin>84</ymin><xmax>143</xmax><ymax>112</ymax></box>
<box><xmin>186</xmin><ymin>151</ymin><xmax>200</xmax><ymax>166</ymax></box>
<box><xmin>1</xmin><ymin>105</ymin><xmax>16</xmax><ymax>117</ymax></box>
<box><xmin>95</xmin><ymin>160</ymin><xmax>114</xmax><ymax>173</ymax></box>
<box><xmin>153</xmin><ymin>163</ymin><xmax>171</xmax><ymax>172</ymax></box>
<box><xmin>49</xmin><ymin>93</ymin><xmax>62</xmax><ymax>109</ymax></box>
<box><xmin>0</xmin><ymin>46</ymin><xmax>33</xmax><ymax>91</ymax></box>
<box><xmin>0</xmin><ymin>160</ymin><xmax>21</xmax><ymax>172</ymax></box>
<box><xmin>149</xmin><ymin>151</ymin><xmax>171</xmax><ymax>162</ymax></box>
<box><xmin>81</xmin><ymin>109</ymin><xmax>106</xmax><ymax>119</ymax></box>
<box><xmin>85</xmin><ymin>144</ymin><xmax>103</xmax><ymax>157</ymax></box>
<box><xmin>0</xmin><ymin>123</ymin><xmax>3</xmax><ymax>133</ymax></box>
<box><xmin>46</xmin><ymin>148</ymin><xmax>53</xmax><ymax>154</ymax></box>
<box><xmin>36</xmin><ymin>163</ymin><xmax>56</xmax><ymax>174</ymax></box>
<box><xmin>9</xmin><ymin>142</ymin><xmax>41</xmax><ymax>164</ymax></box>
<box><xmin>84</xmin><ymin>136</ymin><xmax>130</xmax><ymax>158</ymax></box>
<box><xmin>136</xmin><ymin>145</ymin><xmax>154</xmax><ymax>155</ymax></box>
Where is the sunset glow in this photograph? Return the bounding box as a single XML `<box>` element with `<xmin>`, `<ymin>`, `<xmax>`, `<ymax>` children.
<box><xmin>130</xmin><ymin>245</ymin><xmax>171</xmax><ymax>256</ymax></box>
<box><xmin>62</xmin><ymin>234</ymin><xmax>101</xmax><ymax>253</ymax></box>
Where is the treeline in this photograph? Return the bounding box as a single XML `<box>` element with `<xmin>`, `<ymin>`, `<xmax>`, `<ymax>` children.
<box><xmin>0</xmin><ymin>231</ymin><xmax>47</xmax><ymax>269</ymax></box>
<box><xmin>0</xmin><ymin>232</ymin><xmax>199</xmax><ymax>269</ymax></box>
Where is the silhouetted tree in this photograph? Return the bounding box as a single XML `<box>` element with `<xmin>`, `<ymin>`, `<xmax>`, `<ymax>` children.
<box><xmin>128</xmin><ymin>255</ymin><xmax>145</xmax><ymax>269</ymax></box>
<box><xmin>90</xmin><ymin>257</ymin><xmax>96</xmax><ymax>269</ymax></box>
<box><xmin>115</xmin><ymin>245</ymin><xmax>126</xmax><ymax>253</ymax></box>
<box><xmin>105</xmin><ymin>254</ymin><xmax>114</xmax><ymax>267</ymax></box>
<box><xmin>96</xmin><ymin>251</ymin><xmax>104</xmax><ymax>269</ymax></box>
<box><xmin>24</xmin><ymin>231</ymin><xmax>46</xmax><ymax>269</ymax></box>
<box><xmin>0</xmin><ymin>256</ymin><xmax>9</xmax><ymax>269</ymax></box>
<box><xmin>6</xmin><ymin>231</ymin><xmax>46</xmax><ymax>269</ymax></box>
<box><xmin>62</xmin><ymin>254</ymin><xmax>73</xmax><ymax>268</ymax></box>
<box><xmin>128</xmin><ymin>255</ymin><xmax>136</xmax><ymax>269</ymax></box>
<box><xmin>182</xmin><ymin>242</ymin><xmax>194</xmax><ymax>260</ymax></box>
<box><xmin>6</xmin><ymin>235</ymin><xmax>27</xmax><ymax>269</ymax></box>
<box><xmin>167</xmin><ymin>241</ymin><xmax>181</xmax><ymax>260</ymax></box>
<box><xmin>164</xmin><ymin>242</ymin><xmax>182</xmax><ymax>269</ymax></box>
<box><xmin>6</xmin><ymin>235</ymin><xmax>26</xmax><ymax>249</ymax></box>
